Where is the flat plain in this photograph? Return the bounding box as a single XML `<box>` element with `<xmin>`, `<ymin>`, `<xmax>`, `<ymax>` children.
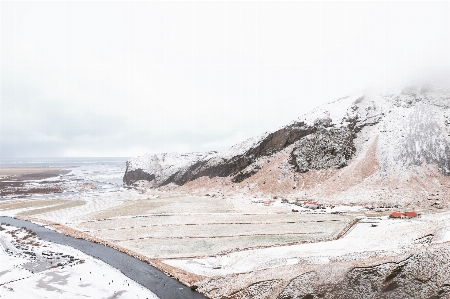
<box><xmin>2</xmin><ymin>190</ymin><xmax>355</xmax><ymax>259</ymax></box>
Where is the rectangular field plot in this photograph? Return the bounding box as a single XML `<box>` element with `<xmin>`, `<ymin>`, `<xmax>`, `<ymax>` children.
<box><xmin>117</xmin><ymin>234</ymin><xmax>328</xmax><ymax>259</ymax></box>
<box><xmin>89</xmin><ymin>196</ymin><xmax>234</xmax><ymax>219</ymax></box>
<box><xmin>79</xmin><ymin>213</ymin><xmax>349</xmax><ymax>230</ymax></box>
<box><xmin>87</xmin><ymin>220</ymin><xmax>349</xmax><ymax>240</ymax></box>
<box><xmin>86</xmin><ymin>214</ymin><xmax>354</xmax><ymax>258</ymax></box>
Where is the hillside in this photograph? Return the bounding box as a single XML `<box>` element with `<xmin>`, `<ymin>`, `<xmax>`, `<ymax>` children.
<box><xmin>124</xmin><ymin>85</ymin><xmax>450</xmax><ymax>208</ymax></box>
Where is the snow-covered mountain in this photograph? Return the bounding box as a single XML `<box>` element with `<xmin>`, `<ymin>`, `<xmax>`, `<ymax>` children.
<box><xmin>124</xmin><ymin>85</ymin><xmax>450</xmax><ymax>207</ymax></box>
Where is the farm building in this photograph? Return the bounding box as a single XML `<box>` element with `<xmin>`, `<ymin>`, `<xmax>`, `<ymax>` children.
<box><xmin>389</xmin><ymin>212</ymin><xmax>404</xmax><ymax>218</ymax></box>
<box><xmin>389</xmin><ymin>211</ymin><xmax>418</xmax><ymax>219</ymax></box>
<box><xmin>404</xmin><ymin>211</ymin><xmax>418</xmax><ymax>218</ymax></box>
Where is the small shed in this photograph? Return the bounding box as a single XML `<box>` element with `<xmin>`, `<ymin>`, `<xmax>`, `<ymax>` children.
<box><xmin>389</xmin><ymin>211</ymin><xmax>404</xmax><ymax>218</ymax></box>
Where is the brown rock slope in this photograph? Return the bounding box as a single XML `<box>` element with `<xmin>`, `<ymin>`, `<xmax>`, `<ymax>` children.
<box><xmin>125</xmin><ymin>86</ymin><xmax>450</xmax><ymax>207</ymax></box>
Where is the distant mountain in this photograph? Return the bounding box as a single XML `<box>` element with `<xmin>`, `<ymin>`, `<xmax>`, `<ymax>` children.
<box><xmin>124</xmin><ymin>85</ymin><xmax>450</xmax><ymax>207</ymax></box>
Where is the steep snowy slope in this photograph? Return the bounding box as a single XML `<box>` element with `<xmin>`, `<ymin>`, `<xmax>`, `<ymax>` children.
<box><xmin>124</xmin><ymin>152</ymin><xmax>217</xmax><ymax>186</ymax></box>
<box><xmin>124</xmin><ymin>85</ymin><xmax>450</xmax><ymax>206</ymax></box>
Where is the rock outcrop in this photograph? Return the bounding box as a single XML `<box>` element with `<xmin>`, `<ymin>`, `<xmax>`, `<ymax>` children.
<box><xmin>123</xmin><ymin>152</ymin><xmax>216</xmax><ymax>186</ymax></box>
<box><xmin>123</xmin><ymin>94</ymin><xmax>358</xmax><ymax>187</ymax></box>
<box><xmin>124</xmin><ymin>120</ymin><xmax>319</xmax><ymax>186</ymax></box>
<box><xmin>288</xmin><ymin>122</ymin><xmax>356</xmax><ymax>173</ymax></box>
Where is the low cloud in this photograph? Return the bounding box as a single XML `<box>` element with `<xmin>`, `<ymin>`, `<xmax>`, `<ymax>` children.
<box><xmin>2</xmin><ymin>1</ymin><xmax>450</xmax><ymax>158</ymax></box>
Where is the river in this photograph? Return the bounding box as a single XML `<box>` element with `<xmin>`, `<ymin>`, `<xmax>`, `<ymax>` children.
<box><xmin>0</xmin><ymin>216</ymin><xmax>207</xmax><ymax>299</ymax></box>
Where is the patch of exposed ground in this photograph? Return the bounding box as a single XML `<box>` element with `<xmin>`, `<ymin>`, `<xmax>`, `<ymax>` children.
<box><xmin>0</xmin><ymin>181</ymin><xmax>63</xmax><ymax>197</ymax></box>
<box><xmin>0</xmin><ymin>199</ymin><xmax>86</xmax><ymax>217</ymax></box>
<box><xmin>316</xmin><ymin>135</ymin><xmax>380</xmax><ymax>196</ymax></box>
<box><xmin>0</xmin><ymin>169</ymin><xmax>70</xmax><ymax>181</ymax></box>
<box><xmin>0</xmin><ymin>168</ymin><xmax>57</xmax><ymax>178</ymax></box>
<box><xmin>179</xmin><ymin>145</ymin><xmax>314</xmax><ymax>198</ymax></box>
<box><xmin>89</xmin><ymin>194</ymin><xmax>234</xmax><ymax>220</ymax></box>
<box><xmin>0</xmin><ymin>170</ymin><xmax>71</xmax><ymax>198</ymax></box>
<box><xmin>175</xmin><ymin>140</ymin><xmax>370</xmax><ymax>202</ymax></box>
<box><xmin>18</xmin><ymin>200</ymin><xmax>86</xmax><ymax>217</ymax></box>
<box><xmin>0</xmin><ymin>199</ymin><xmax>64</xmax><ymax>211</ymax></box>
<box><xmin>170</xmin><ymin>134</ymin><xmax>450</xmax><ymax>211</ymax></box>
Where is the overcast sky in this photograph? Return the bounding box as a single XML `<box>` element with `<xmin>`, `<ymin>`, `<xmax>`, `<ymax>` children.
<box><xmin>2</xmin><ymin>1</ymin><xmax>450</xmax><ymax>158</ymax></box>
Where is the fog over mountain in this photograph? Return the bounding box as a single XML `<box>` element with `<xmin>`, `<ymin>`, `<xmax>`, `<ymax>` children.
<box><xmin>2</xmin><ymin>2</ymin><xmax>450</xmax><ymax>158</ymax></box>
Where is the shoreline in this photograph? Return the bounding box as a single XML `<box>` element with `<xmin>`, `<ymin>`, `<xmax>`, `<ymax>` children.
<box><xmin>18</xmin><ymin>215</ymin><xmax>206</xmax><ymax>287</ymax></box>
<box><xmin>0</xmin><ymin>218</ymin><xmax>159</xmax><ymax>299</ymax></box>
<box><xmin>0</xmin><ymin>167</ymin><xmax>66</xmax><ymax>179</ymax></box>
<box><xmin>1</xmin><ymin>216</ymin><xmax>207</xmax><ymax>299</ymax></box>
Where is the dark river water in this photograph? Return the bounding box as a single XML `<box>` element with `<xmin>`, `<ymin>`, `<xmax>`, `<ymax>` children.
<box><xmin>0</xmin><ymin>217</ymin><xmax>207</xmax><ymax>299</ymax></box>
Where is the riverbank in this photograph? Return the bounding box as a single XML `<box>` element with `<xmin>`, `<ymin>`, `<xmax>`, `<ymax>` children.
<box><xmin>17</xmin><ymin>215</ymin><xmax>206</xmax><ymax>287</ymax></box>
<box><xmin>0</xmin><ymin>219</ymin><xmax>159</xmax><ymax>299</ymax></box>
<box><xmin>0</xmin><ymin>217</ymin><xmax>207</xmax><ymax>299</ymax></box>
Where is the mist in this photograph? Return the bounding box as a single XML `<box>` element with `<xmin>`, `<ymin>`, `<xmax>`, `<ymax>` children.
<box><xmin>2</xmin><ymin>1</ymin><xmax>450</xmax><ymax>157</ymax></box>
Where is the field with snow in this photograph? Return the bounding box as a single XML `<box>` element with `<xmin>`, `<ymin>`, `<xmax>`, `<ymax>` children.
<box><xmin>73</xmin><ymin>193</ymin><xmax>354</xmax><ymax>259</ymax></box>
<box><xmin>0</xmin><ymin>187</ymin><xmax>355</xmax><ymax>260</ymax></box>
<box><xmin>2</xmin><ymin>162</ymin><xmax>450</xmax><ymax>298</ymax></box>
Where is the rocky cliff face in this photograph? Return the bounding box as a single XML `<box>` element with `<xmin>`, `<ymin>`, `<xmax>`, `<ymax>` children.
<box><xmin>123</xmin><ymin>152</ymin><xmax>217</xmax><ymax>186</ymax></box>
<box><xmin>123</xmin><ymin>85</ymin><xmax>450</xmax><ymax>206</ymax></box>
<box><xmin>123</xmin><ymin>93</ymin><xmax>362</xmax><ymax>186</ymax></box>
<box><xmin>289</xmin><ymin>122</ymin><xmax>356</xmax><ymax>173</ymax></box>
<box><xmin>123</xmin><ymin>118</ymin><xmax>321</xmax><ymax>186</ymax></box>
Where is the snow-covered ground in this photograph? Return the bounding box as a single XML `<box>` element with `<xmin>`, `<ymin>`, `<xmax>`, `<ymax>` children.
<box><xmin>0</xmin><ymin>163</ymin><xmax>150</xmax><ymax>223</ymax></box>
<box><xmin>0</xmin><ymin>223</ymin><xmax>159</xmax><ymax>299</ymax></box>
<box><xmin>0</xmin><ymin>164</ymin><xmax>164</xmax><ymax>298</ymax></box>
<box><xmin>3</xmin><ymin>158</ymin><xmax>450</xmax><ymax>298</ymax></box>
<box><xmin>163</xmin><ymin>215</ymin><xmax>442</xmax><ymax>276</ymax></box>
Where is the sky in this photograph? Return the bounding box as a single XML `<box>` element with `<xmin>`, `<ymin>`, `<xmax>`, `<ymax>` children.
<box><xmin>2</xmin><ymin>1</ymin><xmax>450</xmax><ymax>158</ymax></box>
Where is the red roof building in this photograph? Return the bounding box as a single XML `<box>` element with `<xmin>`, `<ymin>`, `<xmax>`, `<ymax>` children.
<box><xmin>404</xmin><ymin>211</ymin><xmax>418</xmax><ymax>218</ymax></box>
<box><xmin>389</xmin><ymin>211</ymin><xmax>404</xmax><ymax>218</ymax></box>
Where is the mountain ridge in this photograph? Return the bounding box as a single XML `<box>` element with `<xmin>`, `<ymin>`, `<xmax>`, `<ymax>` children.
<box><xmin>124</xmin><ymin>85</ymin><xmax>450</xmax><ymax>208</ymax></box>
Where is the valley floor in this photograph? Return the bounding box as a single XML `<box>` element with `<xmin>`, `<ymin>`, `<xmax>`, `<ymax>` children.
<box><xmin>2</xmin><ymin>165</ymin><xmax>450</xmax><ymax>298</ymax></box>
